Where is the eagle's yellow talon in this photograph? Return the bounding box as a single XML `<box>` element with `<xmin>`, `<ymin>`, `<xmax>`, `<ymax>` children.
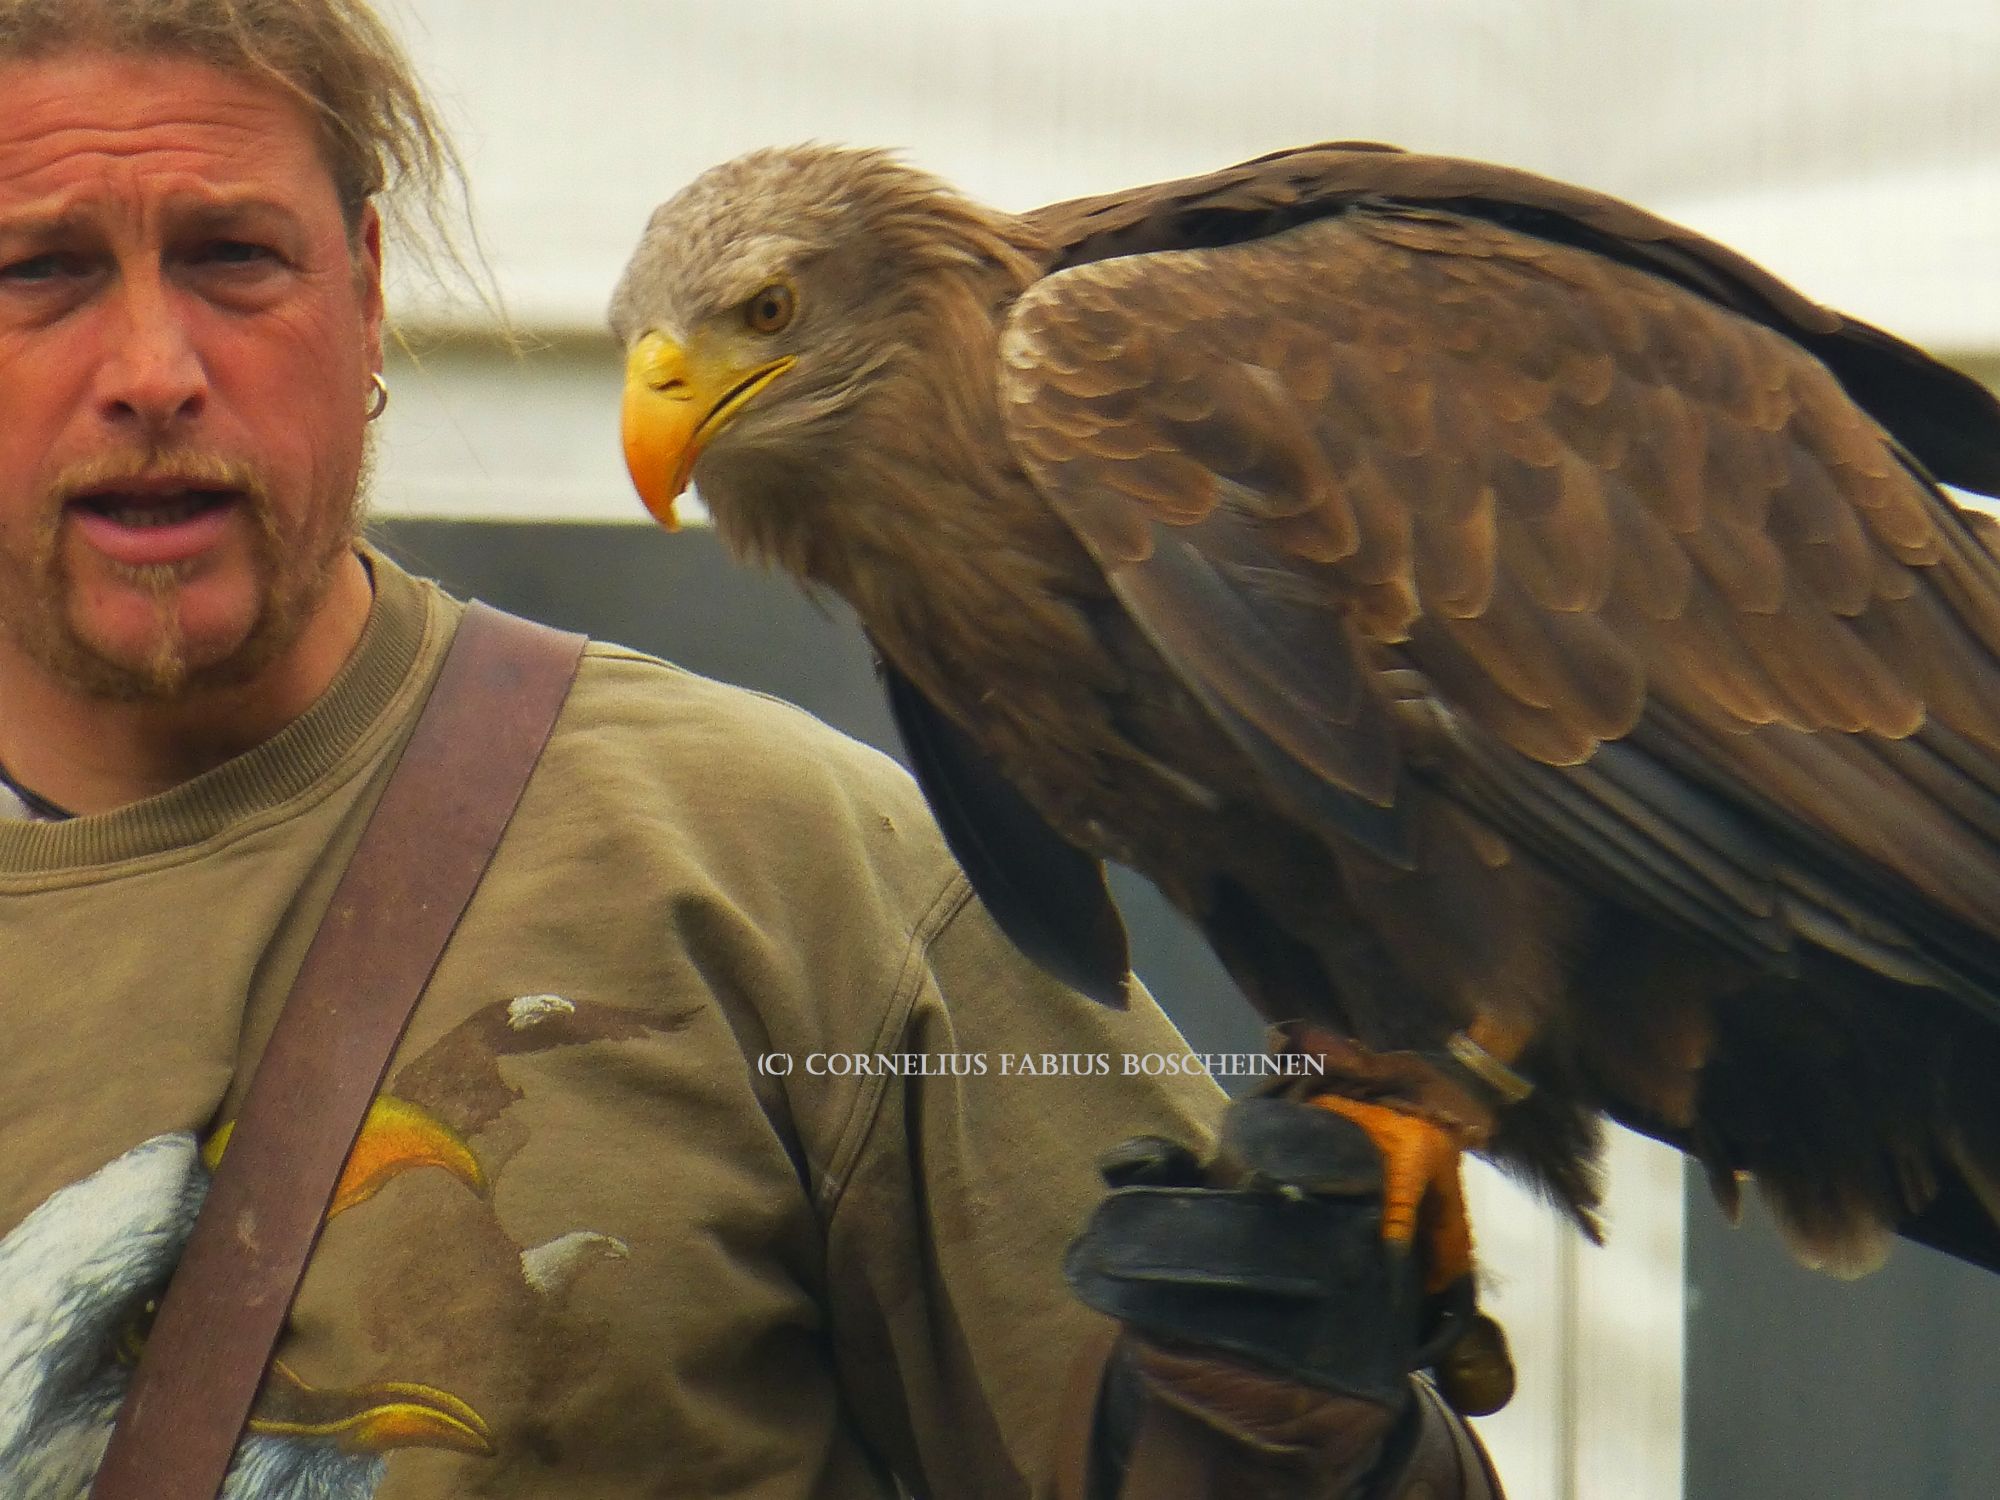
<box><xmin>1307</xmin><ymin>1093</ymin><xmax>1476</xmax><ymax>1294</ymax></box>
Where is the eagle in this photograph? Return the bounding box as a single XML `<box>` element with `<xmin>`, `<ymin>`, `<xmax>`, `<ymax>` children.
<box><xmin>611</xmin><ymin>141</ymin><xmax>2000</xmax><ymax>1291</ymax></box>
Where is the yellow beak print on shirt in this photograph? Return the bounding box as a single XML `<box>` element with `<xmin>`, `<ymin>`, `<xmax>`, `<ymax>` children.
<box><xmin>201</xmin><ymin>1095</ymin><xmax>497</xmax><ymax>1464</ymax></box>
<box><xmin>203</xmin><ymin>1095</ymin><xmax>491</xmax><ymax>1217</ymax></box>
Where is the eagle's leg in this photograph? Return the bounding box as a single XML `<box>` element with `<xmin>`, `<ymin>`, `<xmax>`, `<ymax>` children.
<box><xmin>1278</xmin><ymin>1019</ymin><xmax>1536</xmax><ymax>1293</ymax></box>
<box><xmin>1306</xmin><ymin>1093</ymin><xmax>1476</xmax><ymax>1293</ymax></box>
<box><xmin>1274</xmin><ymin>1024</ymin><xmax>1525</xmax><ymax>1415</ymax></box>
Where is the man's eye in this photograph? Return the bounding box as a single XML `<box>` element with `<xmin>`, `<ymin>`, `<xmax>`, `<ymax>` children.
<box><xmin>194</xmin><ymin>240</ymin><xmax>278</xmax><ymax>267</ymax></box>
<box><xmin>0</xmin><ymin>252</ymin><xmax>87</xmax><ymax>283</ymax></box>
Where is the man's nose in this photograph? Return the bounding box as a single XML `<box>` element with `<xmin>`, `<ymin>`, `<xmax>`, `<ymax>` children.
<box><xmin>95</xmin><ymin>276</ymin><xmax>208</xmax><ymax>435</ymax></box>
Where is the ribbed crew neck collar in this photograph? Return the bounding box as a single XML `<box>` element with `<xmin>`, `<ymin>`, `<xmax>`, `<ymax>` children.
<box><xmin>0</xmin><ymin>548</ymin><xmax>446</xmax><ymax>878</ymax></box>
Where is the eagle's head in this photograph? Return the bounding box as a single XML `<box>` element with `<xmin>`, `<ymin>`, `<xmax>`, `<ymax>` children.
<box><xmin>610</xmin><ymin>145</ymin><xmax>1041</xmax><ymax>542</ymax></box>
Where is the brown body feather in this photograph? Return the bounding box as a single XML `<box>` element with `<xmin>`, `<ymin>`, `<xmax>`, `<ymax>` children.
<box><xmin>611</xmin><ymin>142</ymin><xmax>2000</xmax><ymax>1275</ymax></box>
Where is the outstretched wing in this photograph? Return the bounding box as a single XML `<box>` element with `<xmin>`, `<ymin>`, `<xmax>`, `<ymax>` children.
<box><xmin>997</xmin><ymin>192</ymin><xmax>2000</xmax><ymax>1009</ymax></box>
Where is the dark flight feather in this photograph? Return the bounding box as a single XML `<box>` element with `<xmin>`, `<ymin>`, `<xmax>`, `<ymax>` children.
<box><xmin>880</xmin><ymin>657</ymin><xmax>1131</xmax><ymax>1007</ymax></box>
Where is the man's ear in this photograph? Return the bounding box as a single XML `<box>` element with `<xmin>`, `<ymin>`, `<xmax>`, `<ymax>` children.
<box><xmin>353</xmin><ymin>202</ymin><xmax>386</xmax><ymax>371</ymax></box>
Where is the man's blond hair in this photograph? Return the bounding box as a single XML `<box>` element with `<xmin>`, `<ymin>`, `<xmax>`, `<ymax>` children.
<box><xmin>0</xmin><ymin>0</ymin><xmax>462</xmax><ymax>264</ymax></box>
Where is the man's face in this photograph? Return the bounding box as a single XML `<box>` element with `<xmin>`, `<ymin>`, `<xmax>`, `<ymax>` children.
<box><xmin>0</xmin><ymin>52</ymin><xmax>384</xmax><ymax>700</ymax></box>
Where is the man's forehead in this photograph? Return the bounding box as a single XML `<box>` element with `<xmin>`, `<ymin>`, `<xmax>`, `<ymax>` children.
<box><xmin>0</xmin><ymin>50</ymin><xmax>334</xmax><ymax>202</ymax></box>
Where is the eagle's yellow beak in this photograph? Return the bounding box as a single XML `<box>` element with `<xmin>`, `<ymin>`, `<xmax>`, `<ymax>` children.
<box><xmin>620</xmin><ymin>332</ymin><xmax>795</xmax><ymax>529</ymax></box>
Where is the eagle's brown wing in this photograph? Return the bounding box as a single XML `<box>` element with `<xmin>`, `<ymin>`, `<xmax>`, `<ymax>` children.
<box><xmin>1024</xmin><ymin>142</ymin><xmax>2000</xmax><ymax>499</ymax></box>
<box><xmin>997</xmin><ymin>196</ymin><xmax>2000</xmax><ymax>1010</ymax></box>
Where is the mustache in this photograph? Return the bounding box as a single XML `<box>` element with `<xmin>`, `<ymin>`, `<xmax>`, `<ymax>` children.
<box><xmin>50</xmin><ymin>448</ymin><xmax>270</xmax><ymax>507</ymax></box>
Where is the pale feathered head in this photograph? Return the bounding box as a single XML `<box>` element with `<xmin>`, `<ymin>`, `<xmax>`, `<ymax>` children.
<box><xmin>610</xmin><ymin>145</ymin><xmax>1041</xmax><ymax>533</ymax></box>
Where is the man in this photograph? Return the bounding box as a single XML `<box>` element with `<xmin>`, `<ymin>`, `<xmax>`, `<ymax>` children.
<box><xmin>0</xmin><ymin>2</ymin><xmax>1498</xmax><ymax>1495</ymax></box>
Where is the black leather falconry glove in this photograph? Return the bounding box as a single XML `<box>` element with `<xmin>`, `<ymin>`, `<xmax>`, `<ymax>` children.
<box><xmin>1060</xmin><ymin>1097</ymin><xmax>1508</xmax><ymax>1500</ymax></box>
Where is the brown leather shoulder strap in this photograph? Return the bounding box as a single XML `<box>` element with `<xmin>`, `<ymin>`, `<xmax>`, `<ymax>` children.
<box><xmin>88</xmin><ymin>601</ymin><xmax>586</xmax><ymax>1500</ymax></box>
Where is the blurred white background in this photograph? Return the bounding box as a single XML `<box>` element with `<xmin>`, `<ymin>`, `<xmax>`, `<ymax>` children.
<box><xmin>381</xmin><ymin>0</ymin><xmax>2000</xmax><ymax>349</ymax></box>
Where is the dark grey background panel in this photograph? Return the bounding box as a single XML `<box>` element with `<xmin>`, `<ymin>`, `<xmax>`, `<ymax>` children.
<box><xmin>368</xmin><ymin>518</ymin><xmax>1262</xmax><ymax>1062</ymax></box>
<box><xmin>1684</xmin><ymin>1189</ymin><xmax>2000</xmax><ymax>1500</ymax></box>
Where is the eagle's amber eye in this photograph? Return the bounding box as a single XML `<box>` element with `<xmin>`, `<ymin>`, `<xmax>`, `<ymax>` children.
<box><xmin>745</xmin><ymin>282</ymin><xmax>796</xmax><ymax>334</ymax></box>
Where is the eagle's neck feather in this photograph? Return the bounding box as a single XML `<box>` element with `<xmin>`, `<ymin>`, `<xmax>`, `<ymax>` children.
<box><xmin>713</xmin><ymin>191</ymin><xmax>1115</xmax><ymax>734</ymax></box>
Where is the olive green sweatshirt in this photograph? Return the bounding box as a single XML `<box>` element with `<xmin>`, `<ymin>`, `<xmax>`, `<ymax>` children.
<box><xmin>0</xmin><ymin>552</ymin><xmax>1221</xmax><ymax>1499</ymax></box>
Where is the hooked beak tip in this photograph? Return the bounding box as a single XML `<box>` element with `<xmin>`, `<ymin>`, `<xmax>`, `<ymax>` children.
<box><xmin>621</xmin><ymin>333</ymin><xmax>698</xmax><ymax>529</ymax></box>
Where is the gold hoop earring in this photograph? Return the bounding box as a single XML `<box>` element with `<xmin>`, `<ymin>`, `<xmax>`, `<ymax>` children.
<box><xmin>366</xmin><ymin>371</ymin><xmax>390</xmax><ymax>422</ymax></box>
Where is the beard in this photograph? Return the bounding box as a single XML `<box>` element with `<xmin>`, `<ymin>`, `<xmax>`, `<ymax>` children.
<box><xmin>0</xmin><ymin>444</ymin><xmax>368</xmax><ymax>702</ymax></box>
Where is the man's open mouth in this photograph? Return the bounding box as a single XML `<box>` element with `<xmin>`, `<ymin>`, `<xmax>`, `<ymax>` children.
<box><xmin>72</xmin><ymin>489</ymin><xmax>240</xmax><ymax>527</ymax></box>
